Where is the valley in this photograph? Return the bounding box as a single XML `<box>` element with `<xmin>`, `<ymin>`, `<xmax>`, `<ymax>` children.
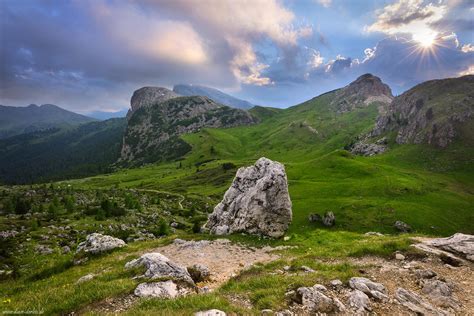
<box><xmin>1</xmin><ymin>74</ymin><xmax>473</xmax><ymax>315</ymax></box>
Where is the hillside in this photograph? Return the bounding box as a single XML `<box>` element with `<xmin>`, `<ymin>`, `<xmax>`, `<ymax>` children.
<box><xmin>173</xmin><ymin>84</ymin><xmax>254</xmax><ymax>110</ymax></box>
<box><xmin>0</xmin><ymin>104</ymin><xmax>96</xmax><ymax>139</ymax></box>
<box><xmin>119</xmin><ymin>95</ymin><xmax>257</xmax><ymax>166</ymax></box>
<box><xmin>0</xmin><ymin>118</ymin><xmax>126</xmax><ymax>184</ymax></box>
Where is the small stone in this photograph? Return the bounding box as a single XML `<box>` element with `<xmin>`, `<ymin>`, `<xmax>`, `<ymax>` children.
<box><xmin>261</xmin><ymin>309</ymin><xmax>273</xmax><ymax>315</ymax></box>
<box><xmin>414</xmin><ymin>269</ymin><xmax>437</xmax><ymax>279</ymax></box>
<box><xmin>348</xmin><ymin>290</ymin><xmax>371</xmax><ymax>313</ymax></box>
<box><xmin>322</xmin><ymin>211</ymin><xmax>335</xmax><ymax>227</ymax></box>
<box><xmin>394</xmin><ymin>221</ymin><xmax>411</xmax><ymax>232</ymax></box>
<box><xmin>330</xmin><ymin>279</ymin><xmax>343</xmax><ymax>288</ymax></box>
<box><xmin>76</xmin><ymin>273</ymin><xmax>94</xmax><ymax>284</ymax></box>
<box><xmin>395</xmin><ymin>253</ymin><xmax>405</xmax><ymax>260</ymax></box>
<box><xmin>300</xmin><ymin>265</ymin><xmax>315</xmax><ymax>273</ymax></box>
<box><xmin>61</xmin><ymin>246</ymin><xmax>71</xmax><ymax>254</ymax></box>
<box><xmin>308</xmin><ymin>213</ymin><xmax>322</xmax><ymax>223</ymax></box>
<box><xmin>194</xmin><ymin>309</ymin><xmax>226</xmax><ymax>316</ymax></box>
<box><xmin>187</xmin><ymin>264</ymin><xmax>211</xmax><ymax>283</ymax></box>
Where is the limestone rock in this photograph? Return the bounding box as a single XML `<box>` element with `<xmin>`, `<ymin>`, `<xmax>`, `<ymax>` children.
<box><xmin>394</xmin><ymin>220</ymin><xmax>411</xmax><ymax>232</ymax></box>
<box><xmin>76</xmin><ymin>233</ymin><xmax>125</xmax><ymax>255</ymax></box>
<box><xmin>205</xmin><ymin>157</ymin><xmax>292</xmax><ymax>238</ymax></box>
<box><xmin>422</xmin><ymin>279</ymin><xmax>460</xmax><ymax>310</ymax></box>
<box><xmin>348</xmin><ymin>289</ymin><xmax>371</xmax><ymax>314</ymax></box>
<box><xmin>414</xmin><ymin>269</ymin><xmax>437</xmax><ymax>280</ymax></box>
<box><xmin>296</xmin><ymin>285</ymin><xmax>345</xmax><ymax>313</ymax></box>
<box><xmin>125</xmin><ymin>252</ymin><xmax>194</xmax><ymax>286</ymax></box>
<box><xmin>349</xmin><ymin>277</ymin><xmax>388</xmax><ymax>301</ymax></box>
<box><xmin>322</xmin><ymin>211</ymin><xmax>335</xmax><ymax>227</ymax></box>
<box><xmin>129</xmin><ymin>87</ymin><xmax>180</xmax><ymax>116</ymax></box>
<box><xmin>350</xmin><ymin>141</ymin><xmax>387</xmax><ymax>156</ymax></box>
<box><xmin>395</xmin><ymin>287</ymin><xmax>445</xmax><ymax>315</ymax></box>
<box><xmin>187</xmin><ymin>264</ymin><xmax>211</xmax><ymax>283</ymax></box>
<box><xmin>194</xmin><ymin>310</ymin><xmax>226</xmax><ymax>316</ymax></box>
<box><xmin>426</xmin><ymin>233</ymin><xmax>474</xmax><ymax>262</ymax></box>
<box><xmin>76</xmin><ymin>273</ymin><xmax>95</xmax><ymax>284</ymax></box>
<box><xmin>308</xmin><ymin>213</ymin><xmax>321</xmax><ymax>223</ymax></box>
<box><xmin>134</xmin><ymin>280</ymin><xmax>190</xmax><ymax>298</ymax></box>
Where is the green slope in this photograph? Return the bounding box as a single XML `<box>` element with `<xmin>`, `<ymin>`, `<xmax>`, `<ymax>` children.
<box><xmin>63</xmin><ymin>90</ymin><xmax>474</xmax><ymax>236</ymax></box>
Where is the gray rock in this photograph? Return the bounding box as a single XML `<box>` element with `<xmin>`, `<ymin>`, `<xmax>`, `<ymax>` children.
<box><xmin>414</xmin><ymin>269</ymin><xmax>437</xmax><ymax>279</ymax></box>
<box><xmin>76</xmin><ymin>233</ymin><xmax>125</xmax><ymax>255</ymax></box>
<box><xmin>129</xmin><ymin>87</ymin><xmax>180</xmax><ymax>116</ymax></box>
<box><xmin>187</xmin><ymin>264</ymin><xmax>211</xmax><ymax>283</ymax></box>
<box><xmin>134</xmin><ymin>280</ymin><xmax>189</xmax><ymax>298</ymax></box>
<box><xmin>194</xmin><ymin>310</ymin><xmax>226</xmax><ymax>316</ymax></box>
<box><xmin>364</xmin><ymin>232</ymin><xmax>384</xmax><ymax>236</ymax></box>
<box><xmin>308</xmin><ymin>213</ymin><xmax>321</xmax><ymax>223</ymax></box>
<box><xmin>422</xmin><ymin>279</ymin><xmax>460</xmax><ymax>310</ymax></box>
<box><xmin>330</xmin><ymin>279</ymin><xmax>343</xmax><ymax>289</ymax></box>
<box><xmin>351</xmin><ymin>141</ymin><xmax>387</xmax><ymax>156</ymax></box>
<box><xmin>36</xmin><ymin>245</ymin><xmax>53</xmax><ymax>255</ymax></box>
<box><xmin>395</xmin><ymin>287</ymin><xmax>445</xmax><ymax>315</ymax></box>
<box><xmin>125</xmin><ymin>252</ymin><xmax>194</xmax><ymax>286</ymax></box>
<box><xmin>322</xmin><ymin>211</ymin><xmax>335</xmax><ymax>227</ymax></box>
<box><xmin>300</xmin><ymin>266</ymin><xmax>315</xmax><ymax>273</ymax></box>
<box><xmin>76</xmin><ymin>273</ymin><xmax>94</xmax><ymax>284</ymax></box>
<box><xmin>427</xmin><ymin>233</ymin><xmax>474</xmax><ymax>262</ymax></box>
<box><xmin>260</xmin><ymin>309</ymin><xmax>273</xmax><ymax>315</ymax></box>
<box><xmin>349</xmin><ymin>277</ymin><xmax>388</xmax><ymax>301</ymax></box>
<box><xmin>395</xmin><ymin>253</ymin><xmax>405</xmax><ymax>260</ymax></box>
<box><xmin>296</xmin><ymin>285</ymin><xmax>345</xmax><ymax>313</ymax></box>
<box><xmin>205</xmin><ymin>157</ymin><xmax>292</xmax><ymax>238</ymax></box>
<box><xmin>61</xmin><ymin>246</ymin><xmax>71</xmax><ymax>254</ymax></box>
<box><xmin>348</xmin><ymin>290</ymin><xmax>371</xmax><ymax>314</ymax></box>
<box><xmin>394</xmin><ymin>220</ymin><xmax>411</xmax><ymax>232</ymax></box>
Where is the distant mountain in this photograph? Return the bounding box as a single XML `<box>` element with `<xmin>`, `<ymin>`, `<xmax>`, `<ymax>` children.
<box><xmin>0</xmin><ymin>118</ymin><xmax>126</xmax><ymax>184</ymax></box>
<box><xmin>119</xmin><ymin>91</ymin><xmax>257</xmax><ymax>165</ymax></box>
<box><xmin>87</xmin><ymin>109</ymin><xmax>128</xmax><ymax>120</ymax></box>
<box><xmin>371</xmin><ymin>75</ymin><xmax>474</xmax><ymax>147</ymax></box>
<box><xmin>173</xmin><ymin>84</ymin><xmax>254</xmax><ymax>110</ymax></box>
<box><xmin>0</xmin><ymin>104</ymin><xmax>96</xmax><ymax>139</ymax></box>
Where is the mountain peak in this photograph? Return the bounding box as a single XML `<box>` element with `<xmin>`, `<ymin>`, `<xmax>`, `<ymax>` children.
<box><xmin>330</xmin><ymin>74</ymin><xmax>393</xmax><ymax>113</ymax></box>
<box><xmin>129</xmin><ymin>87</ymin><xmax>180</xmax><ymax>115</ymax></box>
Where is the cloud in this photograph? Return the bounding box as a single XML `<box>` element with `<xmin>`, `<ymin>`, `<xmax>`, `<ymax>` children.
<box><xmin>367</xmin><ymin>0</ymin><xmax>446</xmax><ymax>42</ymax></box>
<box><xmin>315</xmin><ymin>0</ymin><xmax>332</xmax><ymax>8</ymax></box>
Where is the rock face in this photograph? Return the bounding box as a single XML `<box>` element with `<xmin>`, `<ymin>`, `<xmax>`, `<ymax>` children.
<box><xmin>331</xmin><ymin>73</ymin><xmax>393</xmax><ymax>113</ymax></box>
<box><xmin>128</xmin><ymin>87</ymin><xmax>180</xmax><ymax>117</ymax></box>
<box><xmin>120</xmin><ymin>95</ymin><xmax>256</xmax><ymax>165</ymax></box>
<box><xmin>371</xmin><ymin>75</ymin><xmax>474</xmax><ymax>147</ymax></box>
<box><xmin>76</xmin><ymin>233</ymin><xmax>125</xmax><ymax>255</ymax></box>
<box><xmin>205</xmin><ymin>157</ymin><xmax>292</xmax><ymax>238</ymax></box>
<box><xmin>125</xmin><ymin>252</ymin><xmax>195</xmax><ymax>286</ymax></box>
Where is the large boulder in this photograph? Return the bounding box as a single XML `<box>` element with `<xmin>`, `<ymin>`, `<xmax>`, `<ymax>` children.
<box><xmin>426</xmin><ymin>233</ymin><xmax>474</xmax><ymax>262</ymax></box>
<box><xmin>125</xmin><ymin>252</ymin><xmax>195</xmax><ymax>286</ymax></box>
<box><xmin>76</xmin><ymin>233</ymin><xmax>125</xmax><ymax>255</ymax></box>
<box><xmin>295</xmin><ymin>284</ymin><xmax>345</xmax><ymax>313</ymax></box>
<box><xmin>205</xmin><ymin>157</ymin><xmax>292</xmax><ymax>238</ymax></box>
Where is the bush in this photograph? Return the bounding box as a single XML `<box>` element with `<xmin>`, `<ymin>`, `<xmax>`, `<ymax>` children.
<box><xmin>150</xmin><ymin>219</ymin><xmax>170</xmax><ymax>237</ymax></box>
<box><xmin>222</xmin><ymin>162</ymin><xmax>236</xmax><ymax>171</ymax></box>
<box><xmin>15</xmin><ymin>197</ymin><xmax>31</xmax><ymax>214</ymax></box>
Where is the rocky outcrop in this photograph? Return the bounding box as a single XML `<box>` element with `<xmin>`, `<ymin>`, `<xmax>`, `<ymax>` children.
<box><xmin>349</xmin><ymin>277</ymin><xmax>388</xmax><ymax>301</ymax></box>
<box><xmin>205</xmin><ymin>157</ymin><xmax>292</xmax><ymax>238</ymax></box>
<box><xmin>134</xmin><ymin>280</ymin><xmax>192</xmax><ymax>298</ymax></box>
<box><xmin>394</xmin><ymin>220</ymin><xmax>411</xmax><ymax>232</ymax></box>
<box><xmin>295</xmin><ymin>284</ymin><xmax>345</xmax><ymax>313</ymax></box>
<box><xmin>331</xmin><ymin>74</ymin><xmax>393</xmax><ymax>113</ymax></box>
<box><xmin>350</xmin><ymin>137</ymin><xmax>387</xmax><ymax>156</ymax></box>
<box><xmin>395</xmin><ymin>287</ymin><xmax>444</xmax><ymax>315</ymax></box>
<box><xmin>348</xmin><ymin>290</ymin><xmax>371</xmax><ymax>314</ymax></box>
<box><xmin>125</xmin><ymin>252</ymin><xmax>195</xmax><ymax>285</ymax></box>
<box><xmin>76</xmin><ymin>233</ymin><xmax>125</xmax><ymax>255</ymax></box>
<box><xmin>371</xmin><ymin>75</ymin><xmax>474</xmax><ymax>147</ymax></box>
<box><xmin>128</xmin><ymin>87</ymin><xmax>180</xmax><ymax>117</ymax></box>
<box><xmin>120</xmin><ymin>95</ymin><xmax>256</xmax><ymax>165</ymax></box>
<box><xmin>426</xmin><ymin>233</ymin><xmax>474</xmax><ymax>262</ymax></box>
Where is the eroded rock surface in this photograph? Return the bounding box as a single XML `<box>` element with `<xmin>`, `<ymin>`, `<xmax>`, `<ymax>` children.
<box><xmin>76</xmin><ymin>233</ymin><xmax>125</xmax><ymax>255</ymax></box>
<box><xmin>349</xmin><ymin>277</ymin><xmax>388</xmax><ymax>301</ymax></box>
<box><xmin>296</xmin><ymin>284</ymin><xmax>345</xmax><ymax>313</ymax></box>
<box><xmin>134</xmin><ymin>280</ymin><xmax>190</xmax><ymax>298</ymax></box>
<box><xmin>395</xmin><ymin>287</ymin><xmax>445</xmax><ymax>315</ymax></box>
<box><xmin>427</xmin><ymin>233</ymin><xmax>474</xmax><ymax>262</ymax></box>
<box><xmin>205</xmin><ymin>157</ymin><xmax>292</xmax><ymax>238</ymax></box>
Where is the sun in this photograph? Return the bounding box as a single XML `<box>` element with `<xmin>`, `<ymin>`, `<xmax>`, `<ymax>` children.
<box><xmin>413</xmin><ymin>30</ymin><xmax>437</xmax><ymax>48</ymax></box>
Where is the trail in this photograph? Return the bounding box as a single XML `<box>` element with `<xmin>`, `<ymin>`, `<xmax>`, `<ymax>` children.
<box><xmin>135</xmin><ymin>188</ymin><xmax>185</xmax><ymax>210</ymax></box>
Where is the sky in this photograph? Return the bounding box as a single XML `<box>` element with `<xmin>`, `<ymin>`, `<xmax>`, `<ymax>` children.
<box><xmin>0</xmin><ymin>0</ymin><xmax>473</xmax><ymax>114</ymax></box>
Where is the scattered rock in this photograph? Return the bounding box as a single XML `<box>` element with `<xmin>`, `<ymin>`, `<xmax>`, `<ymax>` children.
<box><xmin>395</xmin><ymin>287</ymin><xmax>443</xmax><ymax>315</ymax></box>
<box><xmin>349</xmin><ymin>277</ymin><xmax>388</xmax><ymax>301</ymax></box>
<box><xmin>300</xmin><ymin>265</ymin><xmax>315</xmax><ymax>273</ymax></box>
<box><xmin>76</xmin><ymin>233</ymin><xmax>125</xmax><ymax>255</ymax></box>
<box><xmin>348</xmin><ymin>289</ymin><xmax>371</xmax><ymax>314</ymax></box>
<box><xmin>205</xmin><ymin>157</ymin><xmax>292</xmax><ymax>238</ymax></box>
<box><xmin>187</xmin><ymin>264</ymin><xmax>211</xmax><ymax>283</ymax></box>
<box><xmin>422</xmin><ymin>279</ymin><xmax>460</xmax><ymax>310</ymax></box>
<box><xmin>76</xmin><ymin>273</ymin><xmax>95</xmax><ymax>284</ymax></box>
<box><xmin>125</xmin><ymin>252</ymin><xmax>194</xmax><ymax>286</ymax></box>
<box><xmin>308</xmin><ymin>213</ymin><xmax>321</xmax><ymax>223</ymax></box>
<box><xmin>395</xmin><ymin>253</ymin><xmax>406</xmax><ymax>260</ymax></box>
<box><xmin>322</xmin><ymin>211</ymin><xmax>335</xmax><ymax>227</ymax></box>
<box><xmin>36</xmin><ymin>245</ymin><xmax>53</xmax><ymax>255</ymax></box>
<box><xmin>194</xmin><ymin>309</ymin><xmax>226</xmax><ymax>316</ymax></box>
<box><xmin>394</xmin><ymin>220</ymin><xmax>411</xmax><ymax>232</ymax></box>
<box><xmin>61</xmin><ymin>246</ymin><xmax>71</xmax><ymax>254</ymax></box>
<box><xmin>351</xmin><ymin>141</ymin><xmax>387</xmax><ymax>156</ymax></box>
<box><xmin>261</xmin><ymin>309</ymin><xmax>273</xmax><ymax>315</ymax></box>
<box><xmin>296</xmin><ymin>285</ymin><xmax>345</xmax><ymax>313</ymax></box>
<box><xmin>330</xmin><ymin>279</ymin><xmax>343</xmax><ymax>289</ymax></box>
<box><xmin>414</xmin><ymin>269</ymin><xmax>437</xmax><ymax>280</ymax></box>
<box><xmin>364</xmin><ymin>232</ymin><xmax>384</xmax><ymax>236</ymax></box>
<box><xmin>134</xmin><ymin>280</ymin><xmax>190</xmax><ymax>298</ymax></box>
